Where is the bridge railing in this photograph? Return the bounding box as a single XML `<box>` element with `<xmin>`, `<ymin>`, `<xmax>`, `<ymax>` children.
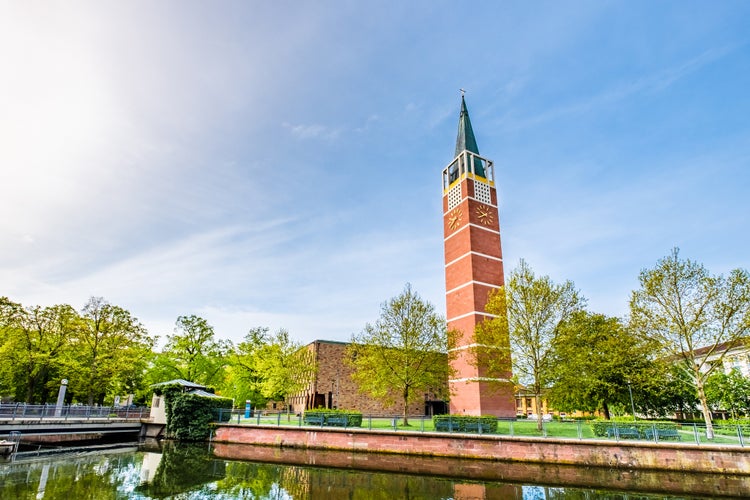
<box><xmin>0</xmin><ymin>403</ymin><xmax>149</xmax><ymax>421</ymax></box>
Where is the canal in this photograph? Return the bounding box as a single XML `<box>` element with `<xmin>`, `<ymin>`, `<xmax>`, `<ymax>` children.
<box><xmin>1</xmin><ymin>441</ymin><xmax>747</xmax><ymax>499</ymax></box>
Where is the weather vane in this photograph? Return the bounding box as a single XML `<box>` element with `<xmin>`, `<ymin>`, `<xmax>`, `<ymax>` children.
<box><xmin>460</xmin><ymin>88</ymin><xmax>466</xmax><ymax>97</ymax></box>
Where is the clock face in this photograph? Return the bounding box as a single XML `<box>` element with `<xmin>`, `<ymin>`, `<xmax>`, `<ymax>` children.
<box><xmin>448</xmin><ymin>208</ymin><xmax>463</xmax><ymax>230</ymax></box>
<box><xmin>476</xmin><ymin>204</ymin><xmax>494</xmax><ymax>226</ymax></box>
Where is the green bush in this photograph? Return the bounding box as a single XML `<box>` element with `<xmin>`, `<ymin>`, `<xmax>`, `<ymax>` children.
<box><xmin>303</xmin><ymin>409</ymin><xmax>362</xmax><ymax>427</ymax></box>
<box><xmin>714</xmin><ymin>419</ymin><xmax>750</xmax><ymax>436</ymax></box>
<box><xmin>157</xmin><ymin>384</ymin><xmax>233</xmax><ymax>441</ymax></box>
<box><xmin>589</xmin><ymin>419</ymin><xmax>679</xmax><ymax>438</ymax></box>
<box><xmin>432</xmin><ymin>415</ymin><xmax>498</xmax><ymax>433</ymax></box>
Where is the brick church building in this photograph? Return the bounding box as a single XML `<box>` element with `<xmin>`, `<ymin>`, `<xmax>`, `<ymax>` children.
<box><xmin>285</xmin><ymin>340</ymin><xmax>448</xmax><ymax>416</ymax></box>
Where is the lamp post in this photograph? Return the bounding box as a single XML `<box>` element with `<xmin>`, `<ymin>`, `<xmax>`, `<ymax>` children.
<box><xmin>627</xmin><ymin>381</ymin><xmax>636</xmax><ymax>421</ymax></box>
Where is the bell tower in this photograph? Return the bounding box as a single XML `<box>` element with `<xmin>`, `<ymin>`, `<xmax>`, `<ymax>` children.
<box><xmin>442</xmin><ymin>95</ymin><xmax>515</xmax><ymax>417</ymax></box>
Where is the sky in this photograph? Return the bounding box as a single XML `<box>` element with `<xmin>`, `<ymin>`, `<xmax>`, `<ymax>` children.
<box><xmin>2</xmin><ymin>1</ymin><xmax>749</xmax><ymax>348</ymax></box>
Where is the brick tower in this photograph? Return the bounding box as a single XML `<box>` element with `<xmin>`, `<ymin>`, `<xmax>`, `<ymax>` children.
<box><xmin>442</xmin><ymin>95</ymin><xmax>515</xmax><ymax>417</ymax></box>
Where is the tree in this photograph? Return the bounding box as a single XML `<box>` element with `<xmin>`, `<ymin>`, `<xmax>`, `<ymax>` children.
<box><xmin>155</xmin><ymin>315</ymin><xmax>231</xmax><ymax>388</ymax></box>
<box><xmin>474</xmin><ymin>260</ymin><xmax>584</xmax><ymax>430</ymax></box>
<box><xmin>225</xmin><ymin>327</ymin><xmax>272</xmax><ymax>408</ymax></box>
<box><xmin>0</xmin><ymin>297</ymin><xmax>77</xmax><ymax>403</ymax></box>
<box><xmin>348</xmin><ymin>283</ymin><xmax>453</xmax><ymax>426</ymax></box>
<box><xmin>705</xmin><ymin>369</ymin><xmax>750</xmax><ymax>419</ymax></box>
<box><xmin>547</xmin><ymin>311</ymin><xmax>660</xmax><ymax>419</ymax></box>
<box><xmin>70</xmin><ymin>297</ymin><xmax>154</xmax><ymax>405</ymax></box>
<box><xmin>226</xmin><ymin>327</ymin><xmax>316</xmax><ymax>413</ymax></box>
<box><xmin>630</xmin><ymin>248</ymin><xmax>750</xmax><ymax>439</ymax></box>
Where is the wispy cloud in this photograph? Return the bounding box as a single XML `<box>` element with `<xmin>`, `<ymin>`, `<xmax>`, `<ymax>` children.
<box><xmin>283</xmin><ymin>122</ymin><xmax>341</xmax><ymax>140</ymax></box>
<box><xmin>499</xmin><ymin>45</ymin><xmax>736</xmax><ymax>132</ymax></box>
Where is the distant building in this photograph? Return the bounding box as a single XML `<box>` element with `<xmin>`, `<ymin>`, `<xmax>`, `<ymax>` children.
<box><xmin>692</xmin><ymin>338</ymin><xmax>750</xmax><ymax>377</ymax></box>
<box><xmin>285</xmin><ymin>340</ymin><xmax>448</xmax><ymax>416</ymax></box>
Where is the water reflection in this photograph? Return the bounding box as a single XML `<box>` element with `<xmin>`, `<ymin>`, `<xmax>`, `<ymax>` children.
<box><xmin>0</xmin><ymin>442</ymin><xmax>743</xmax><ymax>499</ymax></box>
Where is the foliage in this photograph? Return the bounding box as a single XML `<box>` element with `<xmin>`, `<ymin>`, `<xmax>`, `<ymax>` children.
<box><xmin>69</xmin><ymin>297</ymin><xmax>154</xmax><ymax>405</ymax></box>
<box><xmin>227</xmin><ymin>327</ymin><xmax>316</xmax><ymax>408</ymax></box>
<box><xmin>630</xmin><ymin>248</ymin><xmax>750</xmax><ymax>438</ymax></box>
<box><xmin>474</xmin><ymin>260</ymin><xmax>584</xmax><ymax>430</ymax></box>
<box><xmin>705</xmin><ymin>369</ymin><xmax>750</xmax><ymax>418</ymax></box>
<box><xmin>713</xmin><ymin>419</ymin><xmax>750</xmax><ymax>436</ymax></box>
<box><xmin>348</xmin><ymin>283</ymin><xmax>453</xmax><ymax>426</ymax></box>
<box><xmin>432</xmin><ymin>414</ymin><xmax>498</xmax><ymax>433</ymax></box>
<box><xmin>636</xmin><ymin>364</ymin><xmax>699</xmax><ymax>419</ymax></box>
<box><xmin>303</xmin><ymin>409</ymin><xmax>363</xmax><ymax>427</ymax></box>
<box><xmin>159</xmin><ymin>383</ymin><xmax>233</xmax><ymax>440</ymax></box>
<box><xmin>136</xmin><ymin>442</ymin><xmax>226</xmax><ymax>497</ymax></box>
<box><xmin>588</xmin><ymin>419</ymin><xmax>678</xmax><ymax>438</ymax></box>
<box><xmin>547</xmin><ymin>311</ymin><xmax>660</xmax><ymax>419</ymax></box>
<box><xmin>0</xmin><ymin>298</ymin><xmax>76</xmax><ymax>403</ymax></box>
<box><xmin>154</xmin><ymin>315</ymin><xmax>232</xmax><ymax>388</ymax></box>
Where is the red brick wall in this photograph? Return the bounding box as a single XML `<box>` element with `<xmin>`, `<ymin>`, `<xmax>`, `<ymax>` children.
<box><xmin>443</xmin><ymin>175</ymin><xmax>514</xmax><ymax>417</ymax></box>
<box><xmin>286</xmin><ymin>341</ymin><xmax>437</xmax><ymax>416</ymax></box>
<box><xmin>214</xmin><ymin>425</ymin><xmax>750</xmax><ymax>476</ymax></box>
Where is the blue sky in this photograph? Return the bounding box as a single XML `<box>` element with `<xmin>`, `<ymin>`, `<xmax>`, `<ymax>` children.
<box><xmin>2</xmin><ymin>1</ymin><xmax>749</xmax><ymax>347</ymax></box>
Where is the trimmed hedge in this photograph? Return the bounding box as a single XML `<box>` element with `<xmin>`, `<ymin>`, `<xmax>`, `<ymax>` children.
<box><xmin>589</xmin><ymin>419</ymin><xmax>679</xmax><ymax>438</ymax></box>
<box><xmin>303</xmin><ymin>409</ymin><xmax>362</xmax><ymax>427</ymax></box>
<box><xmin>432</xmin><ymin>415</ymin><xmax>498</xmax><ymax>433</ymax></box>
<box><xmin>714</xmin><ymin>419</ymin><xmax>750</xmax><ymax>436</ymax></box>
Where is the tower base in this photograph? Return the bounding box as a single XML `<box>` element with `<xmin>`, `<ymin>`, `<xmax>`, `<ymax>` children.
<box><xmin>449</xmin><ymin>379</ymin><xmax>516</xmax><ymax>418</ymax></box>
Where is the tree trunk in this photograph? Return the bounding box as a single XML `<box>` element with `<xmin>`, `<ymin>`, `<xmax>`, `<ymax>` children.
<box><xmin>695</xmin><ymin>374</ymin><xmax>714</xmax><ymax>440</ymax></box>
<box><xmin>402</xmin><ymin>386</ymin><xmax>409</xmax><ymax>426</ymax></box>
<box><xmin>534</xmin><ymin>394</ymin><xmax>543</xmax><ymax>431</ymax></box>
<box><xmin>602</xmin><ymin>401</ymin><xmax>611</xmax><ymax>420</ymax></box>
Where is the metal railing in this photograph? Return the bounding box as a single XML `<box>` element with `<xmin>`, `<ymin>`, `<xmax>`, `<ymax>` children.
<box><xmin>0</xmin><ymin>403</ymin><xmax>149</xmax><ymax>421</ymax></box>
<box><xmin>212</xmin><ymin>409</ymin><xmax>750</xmax><ymax>448</ymax></box>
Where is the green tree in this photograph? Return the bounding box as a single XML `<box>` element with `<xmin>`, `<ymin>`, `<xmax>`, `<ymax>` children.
<box><xmin>548</xmin><ymin>311</ymin><xmax>660</xmax><ymax>419</ymax></box>
<box><xmin>474</xmin><ymin>260</ymin><xmax>584</xmax><ymax>430</ymax></box>
<box><xmin>630</xmin><ymin>248</ymin><xmax>750</xmax><ymax>438</ymax></box>
<box><xmin>348</xmin><ymin>283</ymin><xmax>452</xmax><ymax>426</ymax></box>
<box><xmin>253</xmin><ymin>329</ymin><xmax>315</xmax><ymax>409</ymax></box>
<box><xmin>705</xmin><ymin>369</ymin><xmax>750</xmax><ymax>419</ymax></box>
<box><xmin>69</xmin><ymin>297</ymin><xmax>154</xmax><ymax>405</ymax></box>
<box><xmin>0</xmin><ymin>297</ymin><xmax>77</xmax><ymax>403</ymax></box>
<box><xmin>226</xmin><ymin>327</ymin><xmax>316</xmax><ymax>413</ymax></box>
<box><xmin>224</xmin><ymin>327</ymin><xmax>271</xmax><ymax>408</ymax></box>
<box><xmin>155</xmin><ymin>315</ymin><xmax>231</xmax><ymax>388</ymax></box>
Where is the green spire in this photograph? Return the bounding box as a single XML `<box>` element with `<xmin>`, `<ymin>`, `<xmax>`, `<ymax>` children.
<box><xmin>455</xmin><ymin>95</ymin><xmax>480</xmax><ymax>156</ymax></box>
<box><xmin>454</xmin><ymin>95</ymin><xmax>485</xmax><ymax>177</ymax></box>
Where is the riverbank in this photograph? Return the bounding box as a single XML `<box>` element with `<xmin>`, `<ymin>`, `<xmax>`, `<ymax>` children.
<box><xmin>213</xmin><ymin>424</ymin><xmax>750</xmax><ymax>475</ymax></box>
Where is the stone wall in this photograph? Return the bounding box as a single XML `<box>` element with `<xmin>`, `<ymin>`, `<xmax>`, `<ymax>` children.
<box><xmin>213</xmin><ymin>424</ymin><xmax>750</xmax><ymax>475</ymax></box>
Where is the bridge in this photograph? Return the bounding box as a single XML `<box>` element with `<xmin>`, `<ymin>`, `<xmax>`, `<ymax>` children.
<box><xmin>0</xmin><ymin>404</ymin><xmax>147</xmax><ymax>442</ymax></box>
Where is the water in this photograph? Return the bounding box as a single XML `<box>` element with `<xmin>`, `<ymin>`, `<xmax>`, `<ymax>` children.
<box><xmin>1</xmin><ymin>442</ymin><xmax>746</xmax><ymax>499</ymax></box>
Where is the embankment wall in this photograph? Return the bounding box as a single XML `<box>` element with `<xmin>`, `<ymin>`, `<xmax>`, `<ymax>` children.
<box><xmin>213</xmin><ymin>424</ymin><xmax>750</xmax><ymax>475</ymax></box>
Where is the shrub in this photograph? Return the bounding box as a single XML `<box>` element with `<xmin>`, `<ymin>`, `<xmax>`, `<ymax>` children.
<box><xmin>432</xmin><ymin>414</ymin><xmax>498</xmax><ymax>433</ymax></box>
<box><xmin>303</xmin><ymin>409</ymin><xmax>363</xmax><ymax>427</ymax></box>
<box><xmin>589</xmin><ymin>419</ymin><xmax>679</xmax><ymax>438</ymax></box>
<box><xmin>157</xmin><ymin>384</ymin><xmax>233</xmax><ymax>441</ymax></box>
